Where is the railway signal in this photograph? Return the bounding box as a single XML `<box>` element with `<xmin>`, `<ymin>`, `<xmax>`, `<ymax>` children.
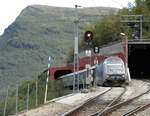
<box><xmin>93</xmin><ymin>46</ymin><xmax>100</xmax><ymax>54</ymax></box>
<box><xmin>84</xmin><ymin>31</ymin><xmax>93</xmax><ymax>43</ymax></box>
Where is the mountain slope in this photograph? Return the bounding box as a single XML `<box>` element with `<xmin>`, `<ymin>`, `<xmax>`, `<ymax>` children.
<box><xmin>0</xmin><ymin>5</ymin><xmax>118</xmax><ymax>88</ymax></box>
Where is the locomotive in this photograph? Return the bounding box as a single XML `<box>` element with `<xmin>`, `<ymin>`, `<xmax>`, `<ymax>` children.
<box><xmin>97</xmin><ymin>56</ymin><xmax>126</xmax><ymax>86</ymax></box>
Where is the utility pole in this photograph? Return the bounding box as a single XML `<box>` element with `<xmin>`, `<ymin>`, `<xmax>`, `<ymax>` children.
<box><xmin>73</xmin><ymin>5</ymin><xmax>80</xmax><ymax>92</ymax></box>
<box><xmin>140</xmin><ymin>15</ymin><xmax>143</xmax><ymax>40</ymax></box>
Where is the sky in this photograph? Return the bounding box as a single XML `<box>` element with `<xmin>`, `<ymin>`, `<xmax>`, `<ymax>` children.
<box><xmin>0</xmin><ymin>0</ymin><xmax>135</xmax><ymax>35</ymax></box>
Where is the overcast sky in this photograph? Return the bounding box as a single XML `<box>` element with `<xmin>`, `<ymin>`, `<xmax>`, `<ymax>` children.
<box><xmin>0</xmin><ymin>0</ymin><xmax>135</xmax><ymax>35</ymax></box>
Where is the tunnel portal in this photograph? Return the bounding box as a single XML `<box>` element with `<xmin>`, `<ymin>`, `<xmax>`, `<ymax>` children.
<box><xmin>128</xmin><ymin>41</ymin><xmax>150</xmax><ymax>78</ymax></box>
<box><xmin>54</xmin><ymin>70</ymin><xmax>72</xmax><ymax>79</ymax></box>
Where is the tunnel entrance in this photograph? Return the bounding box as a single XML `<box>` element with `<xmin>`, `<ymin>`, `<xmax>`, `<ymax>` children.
<box><xmin>128</xmin><ymin>41</ymin><xmax>150</xmax><ymax>78</ymax></box>
<box><xmin>54</xmin><ymin>70</ymin><xmax>72</xmax><ymax>79</ymax></box>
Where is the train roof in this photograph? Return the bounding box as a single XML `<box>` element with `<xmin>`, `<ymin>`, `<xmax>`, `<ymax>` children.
<box><xmin>104</xmin><ymin>56</ymin><xmax>124</xmax><ymax>64</ymax></box>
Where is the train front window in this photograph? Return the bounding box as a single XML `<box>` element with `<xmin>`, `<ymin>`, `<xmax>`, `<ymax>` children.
<box><xmin>107</xmin><ymin>64</ymin><xmax>124</xmax><ymax>74</ymax></box>
<box><xmin>107</xmin><ymin>58</ymin><xmax>121</xmax><ymax>64</ymax></box>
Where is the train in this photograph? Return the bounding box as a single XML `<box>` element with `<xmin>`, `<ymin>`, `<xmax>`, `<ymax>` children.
<box><xmin>97</xmin><ymin>56</ymin><xmax>127</xmax><ymax>86</ymax></box>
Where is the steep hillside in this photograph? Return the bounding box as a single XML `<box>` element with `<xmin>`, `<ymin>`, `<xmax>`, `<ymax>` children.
<box><xmin>0</xmin><ymin>5</ymin><xmax>118</xmax><ymax>88</ymax></box>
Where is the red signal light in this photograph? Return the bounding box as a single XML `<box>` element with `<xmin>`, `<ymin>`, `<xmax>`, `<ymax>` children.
<box><xmin>86</xmin><ymin>33</ymin><xmax>92</xmax><ymax>38</ymax></box>
<box><xmin>84</xmin><ymin>31</ymin><xmax>93</xmax><ymax>43</ymax></box>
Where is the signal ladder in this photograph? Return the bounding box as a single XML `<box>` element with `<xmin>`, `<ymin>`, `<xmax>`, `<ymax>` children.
<box><xmin>73</xmin><ymin>54</ymin><xmax>79</xmax><ymax>92</ymax></box>
<box><xmin>73</xmin><ymin>72</ymin><xmax>79</xmax><ymax>92</ymax></box>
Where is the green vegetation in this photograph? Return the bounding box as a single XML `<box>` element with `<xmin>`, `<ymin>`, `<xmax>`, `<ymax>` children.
<box><xmin>0</xmin><ymin>5</ymin><xmax>117</xmax><ymax>89</ymax></box>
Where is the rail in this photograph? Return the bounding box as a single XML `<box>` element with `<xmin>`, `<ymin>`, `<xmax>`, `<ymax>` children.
<box><xmin>61</xmin><ymin>88</ymin><xmax>112</xmax><ymax>116</ymax></box>
<box><xmin>122</xmin><ymin>99</ymin><xmax>150</xmax><ymax>116</ymax></box>
<box><xmin>61</xmin><ymin>87</ymin><xmax>127</xmax><ymax>116</ymax></box>
<box><xmin>98</xmin><ymin>88</ymin><xmax>150</xmax><ymax>116</ymax></box>
<box><xmin>90</xmin><ymin>87</ymin><xmax>127</xmax><ymax>116</ymax></box>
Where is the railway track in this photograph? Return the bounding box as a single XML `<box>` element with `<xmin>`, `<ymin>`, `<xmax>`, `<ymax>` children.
<box><xmin>61</xmin><ymin>79</ymin><xmax>150</xmax><ymax>116</ymax></box>
<box><xmin>122</xmin><ymin>103</ymin><xmax>150</xmax><ymax>116</ymax></box>
<box><xmin>95</xmin><ymin>88</ymin><xmax>150</xmax><ymax>116</ymax></box>
<box><xmin>61</xmin><ymin>87</ymin><xmax>126</xmax><ymax>116</ymax></box>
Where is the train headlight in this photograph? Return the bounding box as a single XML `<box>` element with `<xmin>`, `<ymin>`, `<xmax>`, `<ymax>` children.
<box><xmin>106</xmin><ymin>74</ymin><xmax>110</xmax><ymax>78</ymax></box>
<box><xmin>122</xmin><ymin>75</ymin><xmax>125</xmax><ymax>78</ymax></box>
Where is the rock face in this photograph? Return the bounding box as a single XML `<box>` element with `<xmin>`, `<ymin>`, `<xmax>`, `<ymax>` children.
<box><xmin>0</xmin><ymin>5</ymin><xmax>118</xmax><ymax>88</ymax></box>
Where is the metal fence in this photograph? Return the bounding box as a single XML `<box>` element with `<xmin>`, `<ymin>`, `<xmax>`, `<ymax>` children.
<box><xmin>0</xmin><ymin>81</ymin><xmax>37</xmax><ymax>116</ymax></box>
<box><xmin>0</xmin><ymin>78</ymin><xmax>68</xmax><ymax>116</ymax></box>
